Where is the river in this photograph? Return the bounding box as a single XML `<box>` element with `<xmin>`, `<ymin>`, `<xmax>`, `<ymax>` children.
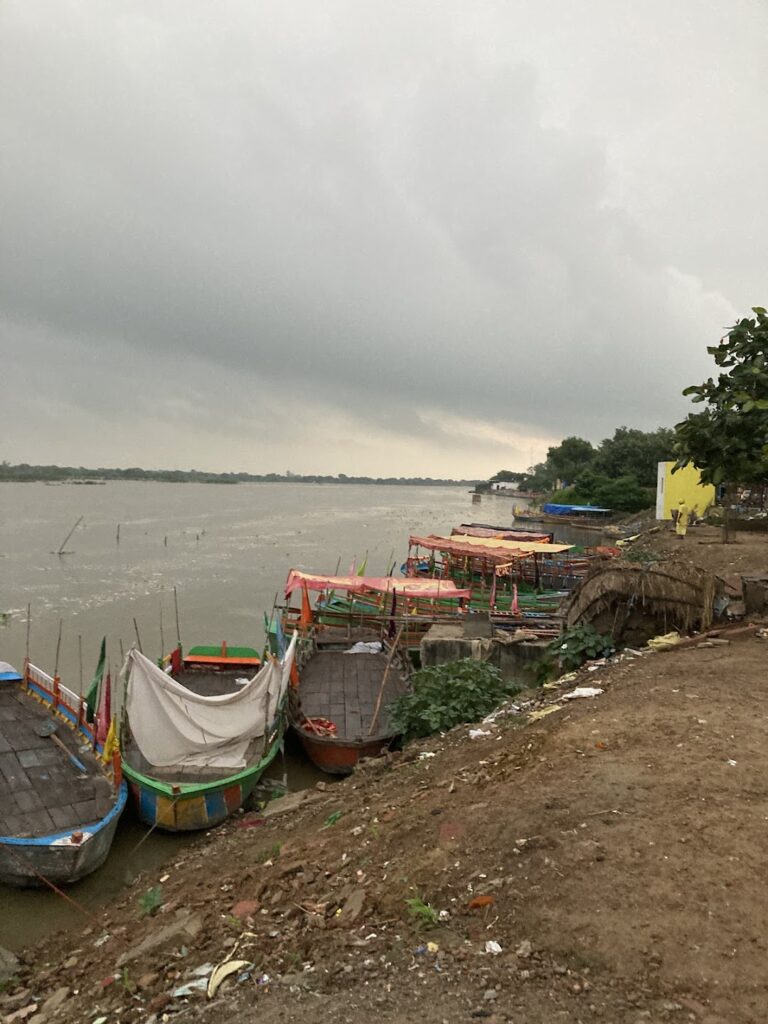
<box><xmin>0</xmin><ymin>480</ymin><xmax>500</xmax><ymax>949</ymax></box>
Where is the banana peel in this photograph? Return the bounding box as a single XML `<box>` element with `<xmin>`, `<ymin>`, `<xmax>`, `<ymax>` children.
<box><xmin>207</xmin><ymin>959</ymin><xmax>253</xmax><ymax>999</ymax></box>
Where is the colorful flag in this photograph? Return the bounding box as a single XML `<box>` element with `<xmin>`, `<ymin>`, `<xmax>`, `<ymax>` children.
<box><xmin>96</xmin><ymin>671</ymin><xmax>111</xmax><ymax>746</ymax></box>
<box><xmin>85</xmin><ymin>637</ymin><xmax>105</xmax><ymax>723</ymax></box>
<box><xmin>102</xmin><ymin>717</ymin><xmax>119</xmax><ymax>763</ymax></box>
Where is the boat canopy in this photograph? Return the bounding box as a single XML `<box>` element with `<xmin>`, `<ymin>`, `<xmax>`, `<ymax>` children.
<box><xmin>409</xmin><ymin>534</ymin><xmax>573</xmax><ymax>561</ymax></box>
<box><xmin>285</xmin><ymin>569</ymin><xmax>472</xmax><ymax>601</ymax></box>
<box><xmin>541</xmin><ymin>503</ymin><xmax>612</xmax><ymax>516</ymax></box>
<box><xmin>124</xmin><ymin>636</ymin><xmax>296</xmax><ymax>771</ymax></box>
<box><xmin>451</xmin><ymin>525</ymin><xmax>552</xmax><ymax>543</ymax></box>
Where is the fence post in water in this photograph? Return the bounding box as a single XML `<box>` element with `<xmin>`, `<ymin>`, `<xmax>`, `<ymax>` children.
<box><xmin>116</xmin><ymin>523</ymin><xmax>120</xmax><ymax>545</ymax></box>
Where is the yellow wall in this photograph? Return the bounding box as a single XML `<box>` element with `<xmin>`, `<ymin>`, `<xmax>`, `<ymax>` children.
<box><xmin>656</xmin><ymin>462</ymin><xmax>715</xmax><ymax>520</ymax></box>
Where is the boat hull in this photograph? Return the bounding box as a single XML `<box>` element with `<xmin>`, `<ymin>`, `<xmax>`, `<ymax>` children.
<box><xmin>0</xmin><ymin>783</ymin><xmax>127</xmax><ymax>888</ymax></box>
<box><xmin>123</xmin><ymin>729</ymin><xmax>284</xmax><ymax>832</ymax></box>
<box><xmin>295</xmin><ymin>727</ymin><xmax>392</xmax><ymax>775</ymax></box>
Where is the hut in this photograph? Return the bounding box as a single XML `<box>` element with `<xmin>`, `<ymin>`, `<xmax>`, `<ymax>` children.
<box><xmin>561</xmin><ymin>560</ymin><xmax>721</xmax><ymax>646</ymax></box>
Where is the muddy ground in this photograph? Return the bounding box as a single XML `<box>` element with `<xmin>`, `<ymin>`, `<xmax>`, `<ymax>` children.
<box><xmin>4</xmin><ymin>526</ymin><xmax>768</xmax><ymax>1024</ymax></box>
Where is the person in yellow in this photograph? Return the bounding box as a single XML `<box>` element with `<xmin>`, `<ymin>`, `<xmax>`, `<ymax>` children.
<box><xmin>675</xmin><ymin>499</ymin><xmax>690</xmax><ymax>540</ymax></box>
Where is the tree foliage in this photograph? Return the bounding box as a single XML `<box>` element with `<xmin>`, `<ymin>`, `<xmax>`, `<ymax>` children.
<box><xmin>675</xmin><ymin>308</ymin><xmax>768</xmax><ymax>487</ymax></box>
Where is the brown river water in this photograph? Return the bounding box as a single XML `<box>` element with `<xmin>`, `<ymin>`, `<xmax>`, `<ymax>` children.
<box><xmin>0</xmin><ymin>480</ymin><xmax>490</xmax><ymax>950</ymax></box>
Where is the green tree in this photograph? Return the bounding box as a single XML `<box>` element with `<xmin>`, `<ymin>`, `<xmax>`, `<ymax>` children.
<box><xmin>594</xmin><ymin>427</ymin><xmax>676</xmax><ymax>487</ymax></box>
<box><xmin>546</xmin><ymin>436</ymin><xmax>595</xmax><ymax>486</ymax></box>
<box><xmin>675</xmin><ymin>307</ymin><xmax>768</xmax><ymax>538</ymax></box>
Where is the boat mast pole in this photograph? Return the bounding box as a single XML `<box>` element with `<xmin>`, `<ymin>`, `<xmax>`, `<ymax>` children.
<box><xmin>25</xmin><ymin>602</ymin><xmax>31</xmax><ymax>665</ymax></box>
<box><xmin>53</xmin><ymin>618</ymin><xmax>63</xmax><ymax>678</ymax></box>
<box><xmin>173</xmin><ymin>586</ymin><xmax>182</xmax><ymax>649</ymax></box>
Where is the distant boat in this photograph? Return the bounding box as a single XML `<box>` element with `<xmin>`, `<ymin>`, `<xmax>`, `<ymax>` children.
<box><xmin>0</xmin><ymin>661</ymin><xmax>127</xmax><ymax>888</ymax></box>
<box><xmin>120</xmin><ymin>638</ymin><xmax>296</xmax><ymax>832</ymax></box>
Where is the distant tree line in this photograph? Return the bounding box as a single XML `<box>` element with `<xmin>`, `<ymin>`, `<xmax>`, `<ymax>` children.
<box><xmin>0</xmin><ymin>461</ymin><xmax>480</xmax><ymax>487</ymax></box>
<box><xmin>490</xmin><ymin>426</ymin><xmax>676</xmax><ymax>513</ymax></box>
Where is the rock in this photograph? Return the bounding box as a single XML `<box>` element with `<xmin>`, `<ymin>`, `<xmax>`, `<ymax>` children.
<box><xmin>117</xmin><ymin>913</ymin><xmax>203</xmax><ymax>967</ymax></box>
<box><xmin>62</xmin><ymin>957</ymin><xmax>78</xmax><ymax>970</ymax></box>
<box><xmin>337</xmin><ymin>889</ymin><xmax>367</xmax><ymax>926</ymax></box>
<box><xmin>137</xmin><ymin>972</ymin><xmax>160</xmax><ymax>990</ymax></box>
<box><xmin>148</xmin><ymin>993</ymin><xmax>172</xmax><ymax>1014</ymax></box>
<box><xmin>0</xmin><ymin>948</ymin><xmax>19</xmax><ymax>986</ymax></box>
<box><xmin>27</xmin><ymin>1016</ymin><xmax>46</xmax><ymax>1024</ymax></box>
<box><xmin>279</xmin><ymin>973</ymin><xmax>314</xmax><ymax>990</ymax></box>
<box><xmin>41</xmin><ymin>988</ymin><xmax>69</xmax><ymax>1015</ymax></box>
<box><xmin>230</xmin><ymin>900</ymin><xmax>260</xmax><ymax>919</ymax></box>
<box><xmin>483</xmin><ymin>989</ymin><xmax>497</xmax><ymax>1001</ymax></box>
<box><xmin>0</xmin><ymin>991</ymin><xmax>31</xmax><ymax>1012</ymax></box>
<box><xmin>263</xmin><ymin>791</ymin><xmax>320</xmax><ymax>818</ymax></box>
<box><xmin>515</xmin><ymin>939</ymin><xmax>533</xmax><ymax>959</ymax></box>
<box><xmin>4</xmin><ymin>1005</ymin><xmax>38</xmax><ymax>1023</ymax></box>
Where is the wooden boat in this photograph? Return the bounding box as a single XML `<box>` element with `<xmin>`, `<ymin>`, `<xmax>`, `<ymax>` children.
<box><xmin>276</xmin><ymin>570</ymin><xmax>473</xmax><ymax>657</ymax></box>
<box><xmin>512</xmin><ymin>503</ymin><xmax>615</xmax><ymax>530</ymax></box>
<box><xmin>0</xmin><ymin>660</ymin><xmax>127</xmax><ymax>888</ymax></box>
<box><xmin>290</xmin><ymin>636</ymin><xmax>410</xmax><ymax>775</ymax></box>
<box><xmin>120</xmin><ymin>639</ymin><xmax>295</xmax><ymax>832</ymax></box>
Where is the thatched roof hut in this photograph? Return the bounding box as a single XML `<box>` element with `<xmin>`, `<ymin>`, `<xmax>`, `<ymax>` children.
<box><xmin>561</xmin><ymin>560</ymin><xmax>721</xmax><ymax>645</ymax></box>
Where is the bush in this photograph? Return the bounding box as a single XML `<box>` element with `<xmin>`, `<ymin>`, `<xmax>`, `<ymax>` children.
<box><xmin>549</xmin><ymin>624</ymin><xmax>614</xmax><ymax>671</ymax></box>
<box><xmin>388</xmin><ymin>660</ymin><xmax>520</xmax><ymax>740</ymax></box>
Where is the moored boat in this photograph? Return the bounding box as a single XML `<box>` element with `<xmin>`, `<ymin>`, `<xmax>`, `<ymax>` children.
<box><xmin>0</xmin><ymin>660</ymin><xmax>127</xmax><ymax>888</ymax></box>
<box><xmin>120</xmin><ymin>638</ymin><xmax>296</xmax><ymax>831</ymax></box>
<box><xmin>289</xmin><ymin>636</ymin><xmax>410</xmax><ymax>775</ymax></box>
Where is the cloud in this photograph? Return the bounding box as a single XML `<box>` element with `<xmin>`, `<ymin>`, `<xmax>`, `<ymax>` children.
<box><xmin>1</xmin><ymin>0</ymin><xmax>765</xmax><ymax>476</ymax></box>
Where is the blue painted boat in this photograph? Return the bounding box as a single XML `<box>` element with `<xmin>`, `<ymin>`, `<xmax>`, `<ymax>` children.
<box><xmin>0</xmin><ymin>661</ymin><xmax>127</xmax><ymax>888</ymax></box>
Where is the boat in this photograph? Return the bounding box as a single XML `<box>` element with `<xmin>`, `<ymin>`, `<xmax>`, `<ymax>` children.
<box><xmin>289</xmin><ymin>635</ymin><xmax>410</xmax><ymax>775</ymax></box>
<box><xmin>120</xmin><ymin>637</ymin><xmax>296</xmax><ymax>831</ymax></box>
<box><xmin>512</xmin><ymin>503</ymin><xmax>614</xmax><ymax>529</ymax></box>
<box><xmin>277</xmin><ymin>569</ymin><xmax>473</xmax><ymax>655</ymax></box>
<box><xmin>0</xmin><ymin>660</ymin><xmax>127</xmax><ymax>888</ymax></box>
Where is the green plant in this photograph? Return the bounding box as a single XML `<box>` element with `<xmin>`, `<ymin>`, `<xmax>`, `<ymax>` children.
<box><xmin>321</xmin><ymin>811</ymin><xmax>343</xmax><ymax>829</ymax></box>
<box><xmin>405</xmin><ymin>897</ymin><xmax>439</xmax><ymax>928</ymax></box>
<box><xmin>120</xmin><ymin>967</ymin><xmax>136</xmax><ymax>993</ymax></box>
<box><xmin>255</xmin><ymin>843</ymin><xmax>282</xmax><ymax>863</ymax></box>
<box><xmin>138</xmin><ymin>885</ymin><xmax>164</xmax><ymax>917</ymax></box>
<box><xmin>388</xmin><ymin>660</ymin><xmax>520</xmax><ymax>740</ymax></box>
<box><xmin>549</xmin><ymin>625</ymin><xmax>614</xmax><ymax>671</ymax></box>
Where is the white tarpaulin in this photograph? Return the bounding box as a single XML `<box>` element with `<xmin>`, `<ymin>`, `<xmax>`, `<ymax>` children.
<box><xmin>124</xmin><ymin>633</ymin><xmax>297</xmax><ymax>770</ymax></box>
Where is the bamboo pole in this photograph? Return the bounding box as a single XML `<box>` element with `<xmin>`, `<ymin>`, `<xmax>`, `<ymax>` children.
<box><xmin>78</xmin><ymin>634</ymin><xmax>83</xmax><ymax>691</ymax></box>
<box><xmin>367</xmin><ymin>625</ymin><xmax>405</xmax><ymax>737</ymax></box>
<box><xmin>173</xmin><ymin>586</ymin><xmax>181</xmax><ymax>646</ymax></box>
<box><xmin>116</xmin><ymin>523</ymin><xmax>121</xmax><ymax>545</ymax></box>
<box><xmin>159</xmin><ymin>594</ymin><xmax>165</xmax><ymax>655</ymax></box>
<box><xmin>53</xmin><ymin>618</ymin><xmax>63</xmax><ymax>677</ymax></box>
<box><xmin>133</xmin><ymin>618</ymin><xmax>143</xmax><ymax>654</ymax></box>
<box><xmin>25</xmin><ymin>602</ymin><xmax>31</xmax><ymax>663</ymax></box>
<box><xmin>56</xmin><ymin>516</ymin><xmax>83</xmax><ymax>555</ymax></box>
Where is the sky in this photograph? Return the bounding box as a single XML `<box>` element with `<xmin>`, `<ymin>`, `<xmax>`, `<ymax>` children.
<box><xmin>1</xmin><ymin>0</ymin><xmax>766</xmax><ymax>478</ymax></box>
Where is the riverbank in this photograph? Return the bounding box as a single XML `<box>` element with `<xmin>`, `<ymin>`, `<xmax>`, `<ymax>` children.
<box><xmin>7</xmin><ymin>627</ymin><xmax>768</xmax><ymax>1020</ymax></box>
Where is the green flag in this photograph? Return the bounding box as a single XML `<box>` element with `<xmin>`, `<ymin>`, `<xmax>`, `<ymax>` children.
<box><xmin>85</xmin><ymin>637</ymin><xmax>106</xmax><ymax>723</ymax></box>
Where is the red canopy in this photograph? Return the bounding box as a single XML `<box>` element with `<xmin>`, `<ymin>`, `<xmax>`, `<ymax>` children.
<box><xmin>285</xmin><ymin>570</ymin><xmax>471</xmax><ymax>601</ymax></box>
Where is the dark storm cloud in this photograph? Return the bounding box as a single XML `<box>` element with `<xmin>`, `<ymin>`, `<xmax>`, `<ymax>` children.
<box><xmin>1</xmin><ymin>0</ymin><xmax>765</xmax><ymax>474</ymax></box>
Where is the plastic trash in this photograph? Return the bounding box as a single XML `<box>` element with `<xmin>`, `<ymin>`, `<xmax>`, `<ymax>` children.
<box><xmin>469</xmin><ymin>728</ymin><xmax>493</xmax><ymax>739</ymax></box>
<box><xmin>647</xmin><ymin>631</ymin><xmax>681</xmax><ymax>651</ymax></box>
<box><xmin>419</xmin><ymin>751</ymin><xmax>436</xmax><ymax>760</ymax></box>
<box><xmin>344</xmin><ymin>641</ymin><xmax>383</xmax><ymax>655</ymax></box>
<box><xmin>172</xmin><ymin>977</ymin><xmax>208</xmax><ymax>997</ymax></box>
<box><xmin>563</xmin><ymin>687</ymin><xmax>604</xmax><ymax>700</ymax></box>
<box><xmin>485</xmin><ymin>940</ymin><xmax>503</xmax><ymax>955</ymax></box>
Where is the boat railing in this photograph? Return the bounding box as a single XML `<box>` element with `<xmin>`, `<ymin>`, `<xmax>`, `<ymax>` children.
<box><xmin>24</xmin><ymin>661</ymin><xmax>123</xmax><ymax>788</ymax></box>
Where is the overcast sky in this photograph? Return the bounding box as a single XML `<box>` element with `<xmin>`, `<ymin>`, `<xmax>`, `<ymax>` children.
<box><xmin>1</xmin><ymin>1</ymin><xmax>766</xmax><ymax>477</ymax></box>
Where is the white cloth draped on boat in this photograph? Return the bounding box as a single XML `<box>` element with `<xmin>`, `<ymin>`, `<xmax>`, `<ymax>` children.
<box><xmin>123</xmin><ymin>633</ymin><xmax>297</xmax><ymax>770</ymax></box>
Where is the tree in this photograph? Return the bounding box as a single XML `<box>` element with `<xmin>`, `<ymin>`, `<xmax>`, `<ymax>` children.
<box><xmin>675</xmin><ymin>307</ymin><xmax>768</xmax><ymax>538</ymax></box>
<box><xmin>546</xmin><ymin>436</ymin><xmax>595</xmax><ymax>486</ymax></box>
<box><xmin>594</xmin><ymin>427</ymin><xmax>676</xmax><ymax>487</ymax></box>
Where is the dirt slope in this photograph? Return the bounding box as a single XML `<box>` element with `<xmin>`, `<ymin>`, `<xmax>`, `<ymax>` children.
<box><xmin>8</xmin><ymin>630</ymin><xmax>768</xmax><ymax>1024</ymax></box>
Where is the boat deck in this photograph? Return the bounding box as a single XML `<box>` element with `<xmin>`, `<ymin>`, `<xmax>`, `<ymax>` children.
<box><xmin>0</xmin><ymin>684</ymin><xmax>114</xmax><ymax>839</ymax></box>
<box><xmin>123</xmin><ymin>669</ymin><xmax>267</xmax><ymax>783</ymax></box>
<box><xmin>296</xmin><ymin>651</ymin><xmax>408</xmax><ymax>741</ymax></box>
